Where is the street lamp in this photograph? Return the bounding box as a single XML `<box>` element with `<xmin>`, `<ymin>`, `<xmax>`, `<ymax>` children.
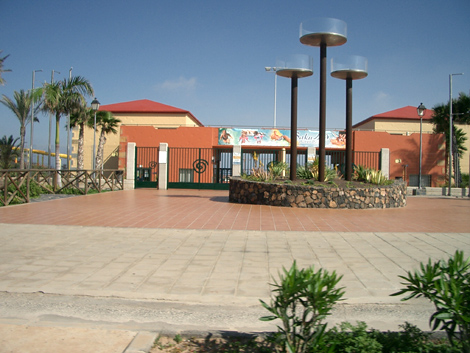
<box><xmin>417</xmin><ymin>103</ymin><xmax>426</xmax><ymax>190</ymax></box>
<box><xmin>67</xmin><ymin>67</ymin><xmax>73</xmax><ymax>169</ymax></box>
<box><xmin>48</xmin><ymin>70</ymin><xmax>60</xmax><ymax>169</ymax></box>
<box><xmin>91</xmin><ymin>97</ymin><xmax>100</xmax><ymax>171</ymax></box>
<box><xmin>29</xmin><ymin>69</ymin><xmax>42</xmax><ymax>169</ymax></box>
<box><xmin>265</xmin><ymin>67</ymin><xmax>278</xmax><ymax>127</ymax></box>
<box><xmin>448</xmin><ymin>73</ymin><xmax>463</xmax><ymax>196</ymax></box>
<box><xmin>275</xmin><ymin>54</ymin><xmax>313</xmax><ymax>180</ymax></box>
<box><xmin>300</xmin><ymin>18</ymin><xmax>347</xmax><ymax>181</ymax></box>
<box><xmin>331</xmin><ymin>55</ymin><xmax>368</xmax><ymax>181</ymax></box>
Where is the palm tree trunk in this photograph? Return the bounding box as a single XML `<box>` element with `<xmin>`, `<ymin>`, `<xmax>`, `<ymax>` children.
<box><xmin>19</xmin><ymin>125</ymin><xmax>26</xmax><ymax>169</ymax></box>
<box><xmin>95</xmin><ymin>132</ymin><xmax>106</xmax><ymax>170</ymax></box>
<box><xmin>54</xmin><ymin>115</ymin><xmax>62</xmax><ymax>188</ymax></box>
<box><xmin>77</xmin><ymin>123</ymin><xmax>85</xmax><ymax>170</ymax></box>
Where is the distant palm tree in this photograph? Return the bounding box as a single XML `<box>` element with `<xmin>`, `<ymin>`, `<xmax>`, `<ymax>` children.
<box><xmin>0</xmin><ymin>90</ymin><xmax>41</xmax><ymax>169</ymax></box>
<box><xmin>42</xmin><ymin>76</ymin><xmax>93</xmax><ymax>172</ymax></box>
<box><xmin>90</xmin><ymin>111</ymin><xmax>121</xmax><ymax>169</ymax></box>
<box><xmin>0</xmin><ymin>51</ymin><xmax>11</xmax><ymax>86</ymax></box>
<box><xmin>0</xmin><ymin>135</ymin><xmax>19</xmax><ymax>169</ymax></box>
<box><xmin>70</xmin><ymin>101</ymin><xmax>93</xmax><ymax>170</ymax></box>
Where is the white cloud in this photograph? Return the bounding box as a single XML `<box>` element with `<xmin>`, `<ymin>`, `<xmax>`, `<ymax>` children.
<box><xmin>156</xmin><ymin>76</ymin><xmax>197</xmax><ymax>92</ymax></box>
<box><xmin>374</xmin><ymin>91</ymin><xmax>391</xmax><ymax>103</ymax></box>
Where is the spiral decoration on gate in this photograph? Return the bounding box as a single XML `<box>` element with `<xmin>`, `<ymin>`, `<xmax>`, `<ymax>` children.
<box><xmin>193</xmin><ymin>159</ymin><xmax>209</xmax><ymax>174</ymax></box>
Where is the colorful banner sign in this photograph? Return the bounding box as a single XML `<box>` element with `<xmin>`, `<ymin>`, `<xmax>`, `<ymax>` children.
<box><xmin>218</xmin><ymin>128</ymin><xmax>345</xmax><ymax>148</ymax></box>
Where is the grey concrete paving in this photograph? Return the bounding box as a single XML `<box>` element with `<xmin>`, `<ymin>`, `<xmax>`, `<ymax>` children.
<box><xmin>1</xmin><ymin>222</ymin><xmax>470</xmax><ymax>352</ymax></box>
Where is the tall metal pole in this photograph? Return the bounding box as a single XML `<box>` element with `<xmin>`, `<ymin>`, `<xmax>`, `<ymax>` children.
<box><xmin>29</xmin><ymin>69</ymin><xmax>42</xmax><ymax>169</ymax></box>
<box><xmin>345</xmin><ymin>77</ymin><xmax>353</xmax><ymax>181</ymax></box>
<box><xmin>290</xmin><ymin>76</ymin><xmax>298</xmax><ymax>180</ymax></box>
<box><xmin>48</xmin><ymin>70</ymin><xmax>60</xmax><ymax>168</ymax></box>
<box><xmin>274</xmin><ymin>71</ymin><xmax>277</xmax><ymax>128</ymax></box>
<box><xmin>419</xmin><ymin>113</ymin><xmax>423</xmax><ymax>189</ymax></box>
<box><xmin>318</xmin><ymin>42</ymin><xmax>327</xmax><ymax>182</ymax></box>
<box><xmin>93</xmin><ymin>110</ymin><xmax>97</xmax><ymax>171</ymax></box>
<box><xmin>67</xmin><ymin>67</ymin><xmax>72</xmax><ymax>169</ymax></box>
<box><xmin>448</xmin><ymin>73</ymin><xmax>463</xmax><ymax>196</ymax></box>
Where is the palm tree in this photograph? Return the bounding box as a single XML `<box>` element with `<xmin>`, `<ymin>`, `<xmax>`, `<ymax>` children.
<box><xmin>90</xmin><ymin>111</ymin><xmax>121</xmax><ymax>169</ymax></box>
<box><xmin>432</xmin><ymin>92</ymin><xmax>470</xmax><ymax>157</ymax></box>
<box><xmin>0</xmin><ymin>51</ymin><xmax>11</xmax><ymax>86</ymax></box>
<box><xmin>0</xmin><ymin>135</ymin><xmax>19</xmax><ymax>169</ymax></box>
<box><xmin>432</xmin><ymin>92</ymin><xmax>470</xmax><ymax>185</ymax></box>
<box><xmin>0</xmin><ymin>90</ymin><xmax>41</xmax><ymax>169</ymax></box>
<box><xmin>70</xmin><ymin>101</ymin><xmax>93</xmax><ymax>170</ymax></box>
<box><xmin>42</xmin><ymin>76</ymin><xmax>93</xmax><ymax>172</ymax></box>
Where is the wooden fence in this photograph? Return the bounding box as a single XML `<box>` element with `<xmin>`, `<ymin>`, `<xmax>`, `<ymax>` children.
<box><xmin>0</xmin><ymin>169</ymin><xmax>124</xmax><ymax>206</ymax></box>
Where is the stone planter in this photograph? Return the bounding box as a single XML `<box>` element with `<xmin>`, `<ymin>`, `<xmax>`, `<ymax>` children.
<box><xmin>229</xmin><ymin>177</ymin><xmax>406</xmax><ymax>209</ymax></box>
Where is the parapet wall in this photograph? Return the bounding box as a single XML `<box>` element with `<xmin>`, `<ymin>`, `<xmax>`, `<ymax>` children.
<box><xmin>229</xmin><ymin>178</ymin><xmax>407</xmax><ymax>209</ymax></box>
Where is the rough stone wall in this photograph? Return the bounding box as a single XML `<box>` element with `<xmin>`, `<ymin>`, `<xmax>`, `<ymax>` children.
<box><xmin>229</xmin><ymin>178</ymin><xmax>407</xmax><ymax>209</ymax></box>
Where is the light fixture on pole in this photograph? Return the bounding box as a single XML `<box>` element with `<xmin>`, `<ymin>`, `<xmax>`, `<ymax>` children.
<box><xmin>300</xmin><ymin>18</ymin><xmax>347</xmax><ymax>181</ymax></box>
<box><xmin>331</xmin><ymin>55</ymin><xmax>368</xmax><ymax>181</ymax></box>
<box><xmin>48</xmin><ymin>70</ymin><xmax>60</xmax><ymax>169</ymax></box>
<box><xmin>275</xmin><ymin>54</ymin><xmax>313</xmax><ymax>180</ymax></box>
<box><xmin>265</xmin><ymin>67</ymin><xmax>278</xmax><ymax>127</ymax></box>
<box><xmin>417</xmin><ymin>103</ymin><xmax>426</xmax><ymax>191</ymax></box>
<box><xmin>448</xmin><ymin>73</ymin><xmax>463</xmax><ymax>196</ymax></box>
<box><xmin>67</xmin><ymin>67</ymin><xmax>73</xmax><ymax>170</ymax></box>
<box><xmin>29</xmin><ymin>69</ymin><xmax>42</xmax><ymax>169</ymax></box>
<box><xmin>91</xmin><ymin>97</ymin><xmax>100</xmax><ymax>171</ymax></box>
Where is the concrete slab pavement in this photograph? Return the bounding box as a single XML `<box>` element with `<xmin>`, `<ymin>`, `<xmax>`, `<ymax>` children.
<box><xmin>0</xmin><ymin>190</ymin><xmax>469</xmax><ymax>352</ymax></box>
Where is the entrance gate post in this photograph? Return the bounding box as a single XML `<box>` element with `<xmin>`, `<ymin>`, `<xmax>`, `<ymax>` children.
<box><xmin>158</xmin><ymin>143</ymin><xmax>168</xmax><ymax>190</ymax></box>
<box><xmin>232</xmin><ymin>145</ymin><xmax>241</xmax><ymax>177</ymax></box>
<box><xmin>125</xmin><ymin>142</ymin><xmax>136</xmax><ymax>190</ymax></box>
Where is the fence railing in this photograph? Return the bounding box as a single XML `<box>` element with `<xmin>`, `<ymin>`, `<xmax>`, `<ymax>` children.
<box><xmin>0</xmin><ymin>169</ymin><xmax>124</xmax><ymax>206</ymax></box>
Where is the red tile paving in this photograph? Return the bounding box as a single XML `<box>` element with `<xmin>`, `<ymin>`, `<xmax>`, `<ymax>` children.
<box><xmin>0</xmin><ymin>189</ymin><xmax>469</xmax><ymax>233</ymax></box>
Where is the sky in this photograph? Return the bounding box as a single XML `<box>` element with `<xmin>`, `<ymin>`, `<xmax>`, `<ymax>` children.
<box><xmin>1</xmin><ymin>0</ymin><xmax>470</xmax><ymax>153</ymax></box>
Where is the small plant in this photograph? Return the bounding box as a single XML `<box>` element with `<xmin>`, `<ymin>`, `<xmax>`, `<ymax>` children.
<box><xmin>269</xmin><ymin>161</ymin><xmax>288</xmax><ymax>178</ymax></box>
<box><xmin>322</xmin><ymin>321</ymin><xmax>383</xmax><ymax>353</ymax></box>
<box><xmin>260</xmin><ymin>261</ymin><xmax>345</xmax><ymax>353</ymax></box>
<box><xmin>174</xmin><ymin>334</ymin><xmax>183</xmax><ymax>344</ymax></box>
<box><xmin>353</xmin><ymin>165</ymin><xmax>392</xmax><ymax>185</ymax></box>
<box><xmin>391</xmin><ymin>250</ymin><xmax>470</xmax><ymax>352</ymax></box>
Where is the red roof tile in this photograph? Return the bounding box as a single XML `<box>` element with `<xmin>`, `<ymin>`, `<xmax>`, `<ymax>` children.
<box><xmin>99</xmin><ymin>99</ymin><xmax>203</xmax><ymax>126</ymax></box>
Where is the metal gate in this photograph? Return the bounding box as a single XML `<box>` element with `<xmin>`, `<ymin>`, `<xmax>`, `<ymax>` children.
<box><xmin>168</xmin><ymin>147</ymin><xmax>231</xmax><ymax>190</ymax></box>
<box><xmin>135</xmin><ymin>147</ymin><xmax>159</xmax><ymax>188</ymax></box>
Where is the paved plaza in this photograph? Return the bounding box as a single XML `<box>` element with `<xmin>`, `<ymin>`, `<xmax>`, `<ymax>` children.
<box><xmin>0</xmin><ymin>189</ymin><xmax>469</xmax><ymax>352</ymax></box>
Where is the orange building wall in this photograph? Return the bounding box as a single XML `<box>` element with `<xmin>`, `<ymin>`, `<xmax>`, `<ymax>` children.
<box><xmin>118</xmin><ymin>126</ymin><xmax>219</xmax><ymax>169</ymax></box>
<box><xmin>353</xmin><ymin>131</ymin><xmax>446</xmax><ymax>186</ymax></box>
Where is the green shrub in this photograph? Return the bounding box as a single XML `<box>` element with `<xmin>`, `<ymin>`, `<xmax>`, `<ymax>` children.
<box><xmin>391</xmin><ymin>250</ymin><xmax>470</xmax><ymax>352</ymax></box>
<box><xmin>269</xmin><ymin>161</ymin><xmax>289</xmax><ymax>178</ymax></box>
<box><xmin>260</xmin><ymin>261</ymin><xmax>344</xmax><ymax>353</ymax></box>
<box><xmin>322</xmin><ymin>321</ymin><xmax>382</xmax><ymax>353</ymax></box>
<box><xmin>354</xmin><ymin>165</ymin><xmax>392</xmax><ymax>185</ymax></box>
<box><xmin>461</xmin><ymin>173</ymin><xmax>469</xmax><ymax>188</ymax></box>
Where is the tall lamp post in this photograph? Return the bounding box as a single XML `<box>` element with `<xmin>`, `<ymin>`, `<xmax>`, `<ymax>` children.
<box><xmin>29</xmin><ymin>69</ymin><xmax>42</xmax><ymax>169</ymax></box>
<box><xmin>417</xmin><ymin>103</ymin><xmax>426</xmax><ymax>191</ymax></box>
<box><xmin>331</xmin><ymin>55</ymin><xmax>368</xmax><ymax>181</ymax></box>
<box><xmin>265</xmin><ymin>67</ymin><xmax>278</xmax><ymax>127</ymax></box>
<box><xmin>67</xmin><ymin>67</ymin><xmax>73</xmax><ymax>169</ymax></box>
<box><xmin>300</xmin><ymin>18</ymin><xmax>347</xmax><ymax>181</ymax></box>
<box><xmin>448</xmin><ymin>73</ymin><xmax>463</xmax><ymax>196</ymax></box>
<box><xmin>48</xmin><ymin>70</ymin><xmax>60</xmax><ymax>168</ymax></box>
<box><xmin>275</xmin><ymin>54</ymin><xmax>313</xmax><ymax>180</ymax></box>
<box><xmin>91</xmin><ymin>98</ymin><xmax>100</xmax><ymax>171</ymax></box>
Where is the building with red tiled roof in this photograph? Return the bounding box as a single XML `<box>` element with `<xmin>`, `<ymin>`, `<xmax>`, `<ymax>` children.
<box><xmin>352</xmin><ymin>105</ymin><xmax>469</xmax><ymax>187</ymax></box>
<box><xmin>72</xmin><ymin>99</ymin><xmax>203</xmax><ymax>170</ymax></box>
<box><xmin>353</xmin><ymin>106</ymin><xmax>435</xmax><ymax>134</ymax></box>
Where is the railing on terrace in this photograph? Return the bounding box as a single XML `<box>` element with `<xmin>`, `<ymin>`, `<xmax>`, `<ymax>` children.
<box><xmin>0</xmin><ymin>169</ymin><xmax>124</xmax><ymax>206</ymax></box>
